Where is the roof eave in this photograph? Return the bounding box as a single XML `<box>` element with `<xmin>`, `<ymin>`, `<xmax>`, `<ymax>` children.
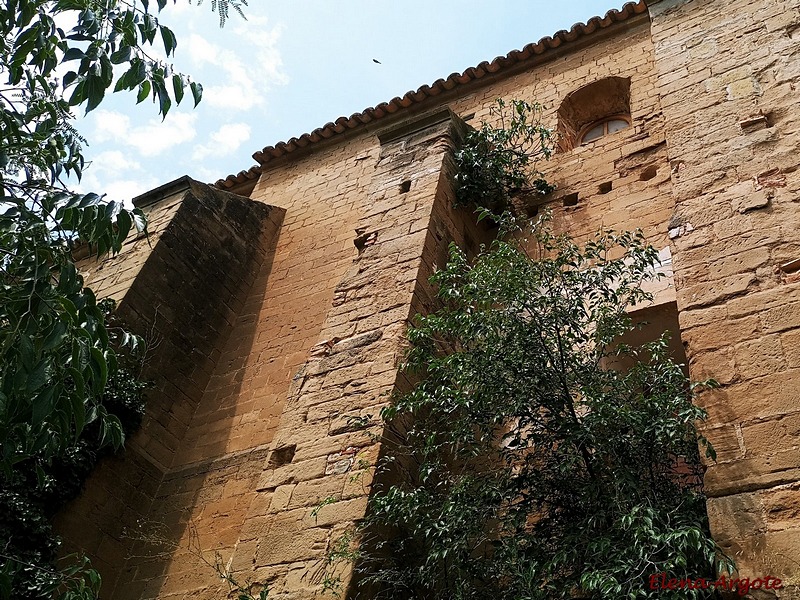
<box><xmin>215</xmin><ymin>0</ymin><xmax>649</xmax><ymax>191</ymax></box>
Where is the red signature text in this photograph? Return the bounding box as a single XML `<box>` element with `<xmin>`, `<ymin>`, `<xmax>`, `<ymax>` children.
<box><xmin>649</xmin><ymin>573</ymin><xmax>782</xmax><ymax>596</ymax></box>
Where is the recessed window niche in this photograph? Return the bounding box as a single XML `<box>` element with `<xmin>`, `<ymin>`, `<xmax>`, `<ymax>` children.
<box><xmin>557</xmin><ymin>77</ymin><xmax>632</xmax><ymax>152</ymax></box>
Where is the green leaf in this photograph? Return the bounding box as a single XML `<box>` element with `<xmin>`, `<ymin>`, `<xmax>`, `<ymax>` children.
<box><xmin>136</xmin><ymin>79</ymin><xmax>151</xmax><ymax>103</ymax></box>
<box><xmin>172</xmin><ymin>73</ymin><xmax>184</xmax><ymax>104</ymax></box>
<box><xmin>71</xmin><ymin>389</ymin><xmax>86</xmax><ymax>435</ymax></box>
<box><xmin>30</xmin><ymin>385</ymin><xmax>56</xmax><ymax>426</ymax></box>
<box><xmin>160</xmin><ymin>25</ymin><xmax>177</xmax><ymax>56</ymax></box>
<box><xmin>100</xmin><ymin>414</ymin><xmax>124</xmax><ymax>448</ymax></box>
<box><xmin>89</xmin><ymin>346</ymin><xmax>108</xmax><ymax>391</ymax></box>
<box><xmin>116</xmin><ymin>209</ymin><xmax>132</xmax><ymax>247</ymax></box>
<box><xmin>26</xmin><ymin>359</ymin><xmax>49</xmax><ymax>393</ymax></box>
<box><xmin>41</xmin><ymin>322</ymin><xmax>68</xmax><ymax>351</ymax></box>
<box><xmin>67</xmin><ymin>76</ymin><xmax>87</xmax><ymax>105</ymax></box>
<box><xmin>62</xmin><ymin>47</ymin><xmax>85</xmax><ymax>62</ymax></box>
<box><xmin>110</xmin><ymin>46</ymin><xmax>132</xmax><ymax>64</ymax></box>
<box><xmin>84</xmin><ymin>71</ymin><xmax>107</xmax><ymax>113</ymax></box>
<box><xmin>132</xmin><ymin>208</ymin><xmax>147</xmax><ymax>233</ymax></box>
<box><xmin>155</xmin><ymin>79</ymin><xmax>171</xmax><ymax>116</ymax></box>
<box><xmin>190</xmin><ymin>81</ymin><xmax>202</xmax><ymax>107</ymax></box>
<box><xmin>66</xmin><ymin>367</ymin><xmax>86</xmax><ymax>399</ymax></box>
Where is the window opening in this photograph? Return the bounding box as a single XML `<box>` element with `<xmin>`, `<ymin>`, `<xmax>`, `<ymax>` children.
<box><xmin>579</xmin><ymin>117</ymin><xmax>630</xmax><ymax>145</ymax></box>
<box><xmin>557</xmin><ymin>77</ymin><xmax>631</xmax><ymax>151</ymax></box>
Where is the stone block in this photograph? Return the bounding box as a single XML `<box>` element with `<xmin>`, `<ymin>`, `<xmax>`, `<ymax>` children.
<box><xmin>689</xmin><ymin>347</ymin><xmax>738</xmax><ymax>385</ymax></box>
<box><xmin>682</xmin><ymin>315</ymin><xmax>760</xmax><ymax>353</ymax></box>
<box><xmin>707</xmin><ymin>492</ymin><xmax>766</xmax><ymax>547</ymax></box>
<box><xmin>724</xmin><ymin>369</ymin><xmax>800</xmax><ymax>420</ymax></box>
<box><xmin>302</xmin><ymin>497</ymin><xmax>369</xmax><ymax>528</ymax></box>
<box><xmin>678</xmin><ymin>272</ymin><xmax>757</xmax><ymax>310</ymax></box>
<box><xmin>742</xmin><ymin>412</ymin><xmax>800</xmax><ymax>459</ymax></box>
<box><xmin>762</xmin><ymin>302</ymin><xmax>800</xmax><ymax>334</ymax></box>
<box><xmin>733</xmin><ymin>334</ymin><xmax>786</xmax><ymax>380</ymax></box>
<box><xmin>762</xmin><ymin>528</ymin><xmax>800</xmax><ymax>581</ymax></box>
<box><xmin>727</xmin><ymin>77</ymin><xmax>762</xmax><ymax>100</ymax></box>
<box><xmin>762</xmin><ymin>484</ymin><xmax>800</xmax><ymax>531</ymax></box>
<box><xmin>255</xmin><ymin>523</ymin><xmax>329</xmax><ymax>566</ymax></box>
<box><xmin>287</xmin><ymin>474</ymin><xmax>349</xmax><ymax>509</ymax></box>
<box><xmin>705</xmin><ymin>449</ymin><xmax>800</xmax><ymax>498</ymax></box>
<box><xmin>269</xmin><ymin>485</ymin><xmax>295</xmax><ymax>513</ymax></box>
<box><xmin>727</xmin><ymin>282</ymin><xmax>800</xmax><ymax>319</ymax></box>
<box><xmin>678</xmin><ymin>305</ymin><xmax>729</xmax><ymax>330</ymax></box>
<box><xmin>700</xmin><ymin>423</ymin><xmax>744</xmax><ymax>462</ymax></box>
<box><xmin>733</xmin><ymin>189</ymin><xmax>773</xmax><ymax>214</ymax></box>
<box><xmin>781</xmin><ymin>328</ymin><xmax>800</xmax><ymax>368</ymax></box>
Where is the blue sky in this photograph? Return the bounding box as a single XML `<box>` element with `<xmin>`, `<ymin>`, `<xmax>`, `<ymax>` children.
<box><xmin>76</xmin><ymin>1</ymin><xmax>622</xmax><ymax>201</ymax></box>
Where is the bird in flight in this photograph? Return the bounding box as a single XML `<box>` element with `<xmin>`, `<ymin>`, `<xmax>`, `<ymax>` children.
<box><xmin>373</xmin><ymin>59</ymin><xmax>382</xmax><ymax>64</ymax></box>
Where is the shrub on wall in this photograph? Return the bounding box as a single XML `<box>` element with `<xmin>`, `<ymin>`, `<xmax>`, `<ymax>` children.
<box><xmin>454</xmin><ymin>99</ymin><xmax>555</xmax><ymax>213</ymax></box>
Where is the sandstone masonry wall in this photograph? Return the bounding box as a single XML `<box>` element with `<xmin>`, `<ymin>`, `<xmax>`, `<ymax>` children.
<box><xmin>225</xmin><ymin>112</ymin><xmax>492</xmax><ymax>598</ymax></box>
<box><xmin>57</xmin><ymin>179</ymin><xmax>283</xmax><ymax>593</ymax></box>
<box><xmin>451</xmin><ymin>16</ymin><xmax>673</xmax><ymax>253</ymax></box>
<box><xmin>649</xmin><ymin>0</ymin><xmax>800</xmax><ymax>588</ymax></box>
<box><xmin>112</xmin><ymin>136</ymin><xmax>383</xmax><ymax>599</ymax></box>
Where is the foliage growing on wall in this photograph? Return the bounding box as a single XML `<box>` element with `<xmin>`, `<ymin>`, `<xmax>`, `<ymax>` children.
<box><xmin>339</xmin><ymin>102</ymin><xmax>727</xmax><ymax>599</ymax></box>
<box><xmin>453</xmin><ymin>99</ymin><xmax>555</xmax><ymax>213</ymax></box>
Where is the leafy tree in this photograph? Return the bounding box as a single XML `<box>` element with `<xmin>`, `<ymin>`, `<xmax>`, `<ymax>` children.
<box><xmin>0</xmin><ymin>0</ymin><xmax>208</xmax><ymax>473</ymax></box>
<box><xmin>349</xmin><ymin>103</ymin><xmax>727</xmax><ymax>599</ymax></box>
<box><xmin>0</xmin><ymin>0</ymin><xmax>240</xmax><ymax>596</ymax></box>
<box><xmin>1</xmin><ymin>366</ymin><xmax>148</xmax><ymax>600</ymax></box>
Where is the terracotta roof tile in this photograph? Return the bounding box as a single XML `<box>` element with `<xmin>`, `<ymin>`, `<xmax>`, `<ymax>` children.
<box><xmin>216</xmin><ymin>1</ymin><xmax>647</xmax><ymax>190</ymax></box>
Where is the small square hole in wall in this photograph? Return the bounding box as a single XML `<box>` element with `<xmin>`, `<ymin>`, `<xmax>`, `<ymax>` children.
<box><xmin>399</xmin><ymin>180</ymin><xmax>411</xmax><ymax>194</ymax></box>
<box><xmin>268</xmin><ymin>445</ymin><xmax>296</xmax><ymax>468</ymax></box>
<box><xmin>640</xmin><ymin>165</ymin><xmax>658</xmax><ymax>181</ymax></box>
<box><xmin>598</xmin><ymin>181</ymin><xmax>613</xmax><ymax>194</ymax></box>
<box><xmin>562</xmin><ymin>192</ymin><xmax>579</xmax><ymax>207</ymax></box>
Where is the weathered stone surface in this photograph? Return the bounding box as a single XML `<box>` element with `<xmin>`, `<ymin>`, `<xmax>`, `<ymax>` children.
<box><xmin>55</xmin><ymin>2</ymin><xmax>800</xmax><ymax>597</ymax></box>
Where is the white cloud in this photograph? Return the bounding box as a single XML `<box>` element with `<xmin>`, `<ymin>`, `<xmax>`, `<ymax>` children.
<box><xmin>205</xmin><ymin>84</ymin><xmax>262</xmax><ymax>112</ymax></box>
<box><xmin>232</xmin><ymin>16</ymin><xmax>287</xmax><ymax>84</ymax></box>
<box><xmin>128</xmin><ymin>113</ymin><xmax>198</xmax><ymax>156</ymax></box>
<box><xmin>85</xmin><ymin>150</ymin><xmax>142</xmax><ymax>175</ymax></box>
<box><xmin>185</xmin><ymin>33</ymin><xmax>218</xmax><ymax>66</ymax></box>
<box><xmin>91</xmin><ymin>110</ymin><xmax>198</xmax><ymax>157</ymax></box>
<box><xmin>101</xmin><ymin>177</ymin><xmax>162</xmax><ymax>203</ymax></box>
<box><xmin>184</xmin><ymin>19</ymin><xmax>287</xmax><ymax>112</ymax></box>
<box><xmin>93</xmin><ymin>111</ymin><xmax>131</xmax><ymax>143</ymax></box>
<box><xmin>192</xmin><ymin>166</ymin><xmax>227</xmax><ymax>185</ymax></box>
<box><xmin>192</xmin><ymin>122</ymin><xmax>251</xmax><ymax>161</ymax></box>
<box><xmin>77</xmin><ymin>165</ymin><xmax>160</xmax><ymax>205</ymax></box>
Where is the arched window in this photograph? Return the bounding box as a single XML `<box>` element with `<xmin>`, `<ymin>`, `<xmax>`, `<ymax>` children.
<box><xmin>578</xmin><ymin>116</ymin><xmax>631</xmax><ymax>145</ymax></box>
<box><xmin>557</xmin><ymin>77</ymin><xmax>631</xmax><ymax>151</ymax></box>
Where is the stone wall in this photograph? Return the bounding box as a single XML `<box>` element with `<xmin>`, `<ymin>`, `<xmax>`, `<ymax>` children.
<box><xmin>223</xmin><ymin>111</ymin><xmax>489</xmax><ymax>598</ymax></box>
<box><xmin>56</xmin><ymin>178</ymin><xmax>283</xmax><ymax>593</ymax></box>
<box><xmin>115</xmin><ymin>135</ymin><xmax>383</xmax><ymax>599</ymax></box>
<box><xmin>58</xmin><ymin>12</ymin><xmax>683</xmax><ymax>600</ymax></box>
<box><xmin>445</xmin><ymin>11</ymin><xmax>677</xmax><ymax>308</ymax></box>
<box><xmin>649</xmin><ymin>0</ymin><xmax>800</xmax><ymax>589</ymax></box>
